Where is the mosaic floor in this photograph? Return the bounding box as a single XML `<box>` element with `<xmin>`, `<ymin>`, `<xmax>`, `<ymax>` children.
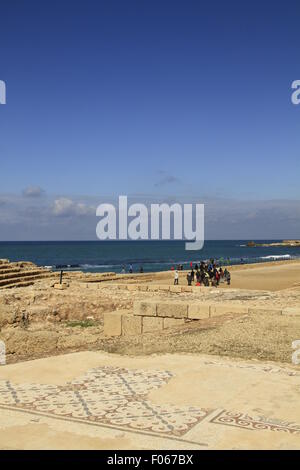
<box><xmin>0</xmin><ymin>366</ymin><xmax>213</xmax><ymax>437</ymax></box>
<box><xmin>0</xmin><ymin>364</ymin><xmax>299</xmax><ymax>440</ymax></box>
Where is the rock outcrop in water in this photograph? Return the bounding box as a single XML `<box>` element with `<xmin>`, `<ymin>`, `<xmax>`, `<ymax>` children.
<box><xmin>247</xmin><ymin>240</ymin><xmax>300</xmax><ymax>247</ymax></box>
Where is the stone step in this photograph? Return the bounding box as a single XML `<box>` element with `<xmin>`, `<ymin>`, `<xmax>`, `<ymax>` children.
<box><xmin>79</xmin><ymin>276</ymin><xmax>118</xmax><ymax>283</ymax></box>
<box><xmin>0</xmin><ymin>280</ymin><xmax>35</xmax><ymax>289</ymax></box>
<box><xmin>0</xmin><ymin>267</ymin><xmax>22</xmax><ymax>275</ymax></box>
<box><xmin>0</xmin><ymin>262</ymin><xmax>18</xmax><ymax>266</ymax></box>
<box><xmin>0</xmin><ymin>273</ymin><xmax>56</xmax><ymax>288</ymax></box>
<box><xmin>0</xmin><ymin>262</ymin><xmax>41</xmax><ymax>272</ymax></box>
<box><xmin>12</xmin><ymin>261</ymin><xmax>36</xmax><ymax>268</ymax></box>
<box><xmin>0</xmin><ymin>269</ymin><xmax>51</xmax><ymax>282</ymax></box>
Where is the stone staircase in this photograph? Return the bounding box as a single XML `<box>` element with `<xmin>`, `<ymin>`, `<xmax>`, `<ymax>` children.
<box><xmin>0</xmin><ymin>259</ymin><xmax>165</xmax><ymax>289</ymax></box>
<box><xmin>0</xmin><ymin>259</ymin><xmax>57</xmax><ymax>289</ymax></box>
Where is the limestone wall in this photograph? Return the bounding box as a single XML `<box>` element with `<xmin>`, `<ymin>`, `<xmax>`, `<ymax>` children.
<box><xmin>104</xmin><ymin>299</ymin><xmax>300</xmax><ymax>337</ymax></box>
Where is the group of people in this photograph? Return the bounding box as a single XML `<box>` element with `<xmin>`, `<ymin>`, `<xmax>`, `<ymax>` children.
<box><xmin>121</xmin><ymin>264</ymin><xmax>144</xmax><ymax>274</ymax></box>
<box><xmin>121</xmin><ymin>258</ymin><xmax>231</xmax><ymax>288</ymax></box>
<box><xmin>174</xmin><ymin>259</ymin><xmax>231</xmax><ymax>287</ymax></box>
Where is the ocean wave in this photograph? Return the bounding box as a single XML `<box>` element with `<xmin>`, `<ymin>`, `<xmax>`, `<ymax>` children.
<box><xmin>45</xmin><ymin>253</ymin><xmax>296</xmax><ymax>272</ymax></box>
<box><xmin>80</xmin><ymin>263</ymin><xmax>116</xmax><ymax>269</ymax></box>
<box><xmin>260</xmin><ymin>254</ymin><xmax>292</xmax><ymax>260</ymax></box>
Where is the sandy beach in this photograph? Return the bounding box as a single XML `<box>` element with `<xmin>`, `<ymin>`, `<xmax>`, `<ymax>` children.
<box><xmin>128</xmin><ymin>259</ymin><xmax>300</xmax><ymax>291</ymax></box>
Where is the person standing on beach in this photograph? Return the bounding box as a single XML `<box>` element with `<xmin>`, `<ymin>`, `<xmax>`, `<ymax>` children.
<box><xmin>203</xmin><ymin>272</ymin><xmax>210</xmax><ymax>286</ymax></box>
<box><xmin>174</xmin><ymin>270</ymin><xmax>179</xmax><ymax>285</ymax></box>
<box><xmin>215</xmin><ymin>269</ymin><xmax>220</xmax><ymax>285</ymax></box>
<box><xmin>129</xmin><ymin>264</ymin><xmax>133</xmax><ymax>273</ymax></box>
<box><xmin>186</xmin><ymin>272</ymin><xmax>192</xmax><ymax>286</ymax></box>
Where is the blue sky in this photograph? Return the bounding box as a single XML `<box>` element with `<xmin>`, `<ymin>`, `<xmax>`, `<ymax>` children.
<box><xmin>0</xmin><ymin>0</ymin><xmax>300</xmax><ymax>239</ymax></box>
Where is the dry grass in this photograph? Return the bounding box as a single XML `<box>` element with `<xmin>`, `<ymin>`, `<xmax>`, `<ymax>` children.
<box><xmin>5</xmin><ymin>312</ymin><xmax>299</xmax><ymax>365</ymax></box>
<box><xmin>98</xmin><ymin>312</ymin><xmax>300</xmax><ymax>364</ymax></box>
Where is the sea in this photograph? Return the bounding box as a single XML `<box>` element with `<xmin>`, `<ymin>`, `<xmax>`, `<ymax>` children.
<box><xmin>0</xmin><ymin>240</ymin><xmax>299</xmax><ymax>273</ymax></box>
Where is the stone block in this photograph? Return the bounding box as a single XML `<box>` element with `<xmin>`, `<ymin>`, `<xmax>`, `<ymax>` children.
<box><xmin>163</xmin><ymin>317</ymin><xmax>185</xmax><ymax>329</ymax></box>
<box><xmin>282</xmin><ymin>307</ymin><xmax>300</xmax><ymax>316</ymax></box>
<box><xmin>156</xmin><ymin>302</ymin><xmax>188</xmax><ymax>318</ymax></box>
<box><xmin>134</xmin><ymin>301</ymin><xmax>157</xmax><ymax>316</ymax></box>
<box><xmin>103</xmin><ymin>312</ymin><xmax>122</xmax><ymax>336</ymax></box>
<box><xmin>143</xmin><ymin>316</ymin><xmax>163</xmax><ymax>333</ymax></box>
<box><xmin>188</xmin><ymin>303</ymin><xmax>210</xmax><ymax>319</ymax></box>
<box><xmin>170</xmin><ymin>286</ymin><xmax>182</xmax><ymax>293</ymax></box>
<box><xmin>53</xmin><ymin>283</ymin><xmax>68</xmax><ymax>290</ymax></box>
<box><xmin>148</xmin><ymin>285</ymin><xmax>159</xmax><ymax>291</ymax></box>
<box><xmin>122</xmin><ymin>314</ymin><xmax>142</xmax><ymax>336</ymax></box>
<box><xmin>210</xmin><ymin>303</ymin><xmax>248</xmax><ymax>317</ymax></box>
<box><xmin>138</xmin><ymin>285</ymin><xmax>149</xmax><ymax>292</ymax></box>
<box><xmin>181</xmin><ymin>286</ymin><xmax>193</xmax><ymax>293</ymax></box>
<box><xmin>159</xmin><ymin>285</ymin><xmax>170</xmax><ymax>292</ymax></box>
<box><xmin>249</xmin><ymin>307</ymin><xmax>282</xmax><ymax>315</ymax></box>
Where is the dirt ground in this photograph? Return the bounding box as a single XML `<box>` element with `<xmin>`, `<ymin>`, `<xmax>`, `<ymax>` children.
<box><xmin>3</xmin><ymin>308</ymin><xmax>299</xmax><ymax>366</ymax></box>
<box><xmin>1</xmin><ymin>259</ymin><xmax>300</xmax><ymax>365</ymax></box>
<box><xmin>94</xmin><ymin>310</ymin><xmax>300</xmax><ymax>363</ymax></box>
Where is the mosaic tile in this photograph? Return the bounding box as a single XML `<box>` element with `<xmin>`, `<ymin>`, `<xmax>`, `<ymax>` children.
<box><xmin>0</xmin><ymin>366</ymin><xmax>213</xmax><ymax>437</ymax></box>
<box><xmin>210</xmin><ymin>410</ymin><xmax>300</xmax><ymax>435</ymax></box>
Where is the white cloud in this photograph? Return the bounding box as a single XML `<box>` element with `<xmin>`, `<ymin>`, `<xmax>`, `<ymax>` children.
<box><xmin>52</xmin><ymin>198</ymin><xmax>95</xmax><ymax>217</ymax></box>
<box><xmin>22</xmin><ymin>186</ymin><xmax>45</xmax><ymax>198</ymax></box>
<box><xmin>1</xmin><ymin>191</ymin><xmax>300</xmax><ymax>240</ymax></box>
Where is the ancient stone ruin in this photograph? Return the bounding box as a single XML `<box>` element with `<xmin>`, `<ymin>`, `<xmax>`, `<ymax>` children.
<box><xmin>0</xmin><ymin>259</ymin><xmax>56</xmax><ymax>289</ymax></box>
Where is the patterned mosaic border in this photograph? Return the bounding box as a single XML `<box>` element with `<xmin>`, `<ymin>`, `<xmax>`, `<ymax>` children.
<box><xmin>210</xmin><ymin>410</ymin><xmax>300</xmax><ymax>435</ymax></box>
